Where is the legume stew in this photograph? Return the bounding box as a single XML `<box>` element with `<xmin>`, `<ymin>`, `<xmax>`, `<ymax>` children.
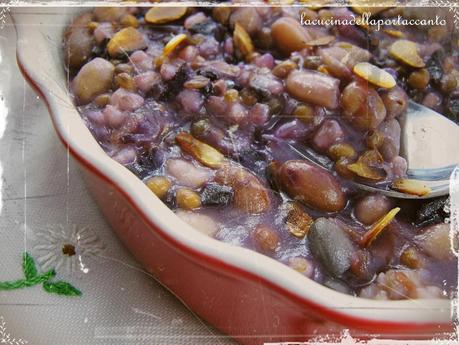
<box><xmin>65</xmin><ymin>5</ymin><xmax>458</xmax><ymax>300</ymax></box>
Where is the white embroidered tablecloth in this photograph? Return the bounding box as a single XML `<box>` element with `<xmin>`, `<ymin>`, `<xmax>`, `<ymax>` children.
<box><xmin>0</xmin><ymin>12</ymin><xmax>236</xmax><ymax>345</ymax></box>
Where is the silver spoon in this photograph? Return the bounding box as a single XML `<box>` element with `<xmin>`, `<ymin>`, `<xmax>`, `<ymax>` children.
<box><xmin>287</xmin><ymin>101</ymin><xmax>459</xmax><ymax>199</ymax></box>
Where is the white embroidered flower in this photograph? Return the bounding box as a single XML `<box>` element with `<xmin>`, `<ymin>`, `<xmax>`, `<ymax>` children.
<box><xmin>31</xmin><ymin>224</ymin><xmax>105</xmax><ymax>276</ymax></box>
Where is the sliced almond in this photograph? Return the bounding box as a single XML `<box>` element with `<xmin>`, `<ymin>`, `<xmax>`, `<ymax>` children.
<box><xmin>233</xmin><ymin>22</ymin><xmax>254</xmax><ymax>59</ymax></box>
<box><xmin>163</xmin><ymin>33</ymin><xmax>188</xmax><ymax>56</ymax></box>
<box><xmin>360</xmin><ymin>207</ymin><xmax>400</xmax><ymax>247</ymax></box>
<box><xmin>383</xmin><ymin>29</ymin><xmax>405</xmax><ymax>38</ymax></box>
<box><xmin>347</xmin><ymin>150</ymin><xmax>386</xmax><ymax>181</ymax></box>
<box><xmin>347</xmin><ymin>162</ymin><xmax>386</xmax><ymax>181</ymax></box>
<box><xmin>155</xmin><ymin>33</ymin><xmax>188</xmax><ymax>67</ymax></box>
<box><xmin>391</xmin><ymin>179</ymin><xmax>431</xmax><ymax>197</ymax></box>
<box><xmin>353</xmin><ymin>62</ymin><xmax>396</xmax><ymax>89</ymax></box>
<box><xmin>306</xmin><ymin>35</ymin><xmax>335</xmax><ymax>47</ymax></box>
<box><xmin>285</xmin><ymin>202</ymin><xmax>313</xmax><ymax>239</ymax></box>
<box><xmin>120</xmin><ymin>14</ymin><xmax>139</xmax><ymax>28</ymax></box>
<box><xmin>107</xmin><ymin>27</ymin><xmax>146</xmax><ymax>57</ymax></box>
<box><xmin>359</xmin><ymin>149</ymin><xmax>384</xmax><ymax>165</ymax></box>
<box><xmin>145</xmin><ymin>6</ymin><xmax>187</xmax><ymax>24</ymax></box>
<box><xmin>389</xmin><ymin>39</ymin><xmax>425</xmax><ymax>68</ymax></box>
<box><xmin>175</xmin><ymin>132</ymin><xmax>225</xmax><ymax>169</ymax></box>
<box><xmin>349</xmin><ymin>0</ymin><xmax>393</xmax><ymax>15</ymax></box>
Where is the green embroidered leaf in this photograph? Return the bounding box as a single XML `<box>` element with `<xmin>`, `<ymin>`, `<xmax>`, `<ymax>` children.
<box><xmin>0</xmin><ymin>252</ymin><xmax>83</xmax><ymax>297</ymax></box>
<box><xmin>22</xmin><ymin>252</ymin><xmax>38</xmax><ymax>280</ymax></box>
<box><xmin>43</xmin><ymin>281</ymin><xmax>82</xmax><ymax>297</ymax></box>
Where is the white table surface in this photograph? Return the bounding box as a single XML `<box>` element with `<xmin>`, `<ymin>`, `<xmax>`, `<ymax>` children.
<box><xmin>0</xmin><ymin>11</ymin><xmax>236</xmax><ymax>345</ymax></box>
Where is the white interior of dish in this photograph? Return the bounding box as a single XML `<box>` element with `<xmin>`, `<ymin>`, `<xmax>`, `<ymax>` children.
<box><xmin>13</xmin><ymin>7</ymin><xmax>452</xmax><ymax>325</ymax></box>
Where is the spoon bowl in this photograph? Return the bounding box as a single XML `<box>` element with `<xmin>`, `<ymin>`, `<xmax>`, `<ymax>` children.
<box><xmin>401</xmin><ymin>101</ymin><xmax>459</xmax><ymax>178</ymax></box>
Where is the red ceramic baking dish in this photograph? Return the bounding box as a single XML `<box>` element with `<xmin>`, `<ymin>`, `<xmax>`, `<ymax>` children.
<box><xmin>13</xmin><ymin>7</ymin><xmax>455</xmax><ymax>344</ymax></box>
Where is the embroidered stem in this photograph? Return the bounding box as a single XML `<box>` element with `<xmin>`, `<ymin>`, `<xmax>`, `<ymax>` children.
<box><xmin>0</xmin><ymin>252</ymin><xmax>82</xmax><ymax>297</ymax></box>
<box><xmin>0</xmin><ymin>270</ymin><xmax>55</xmax><ymax>290</ymax></box>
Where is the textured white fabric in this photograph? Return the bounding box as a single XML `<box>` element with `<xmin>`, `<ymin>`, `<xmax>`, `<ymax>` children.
<box><xmin>0</xmin><ymin>14</ymin><xmax>235</xmax><ymax>345</ymax></box>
